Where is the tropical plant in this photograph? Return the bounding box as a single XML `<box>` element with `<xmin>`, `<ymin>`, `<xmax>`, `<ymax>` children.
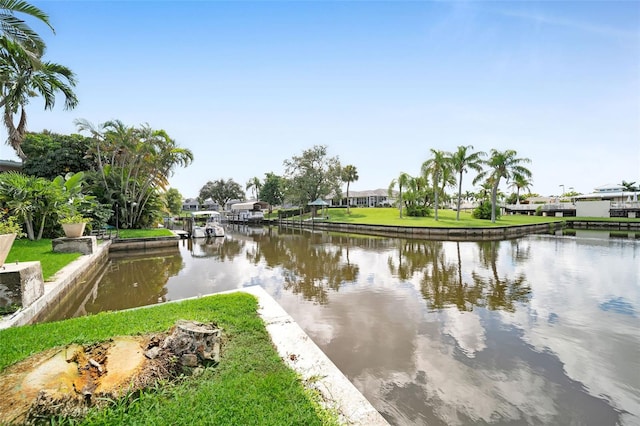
<box><xmin>472</xmin><ymin>200</ymin><xmax>500</xmax><ymax>220</ymax></box>
<box><xmin>449</xmin><ymin>145</ymin><xmax>485</xmax><ymax>220</ymax></box>
<box><xmin>620</xmin><ymin>180</ymin><xmax>638</xmax><ymax>192</ymax></box>
<box><xmin>58</xmin><ymin>213</ymin><xmax>89</xmax><ymax>224</ymax></box>
<box><xmin>0</xmin><ymin>37</ymin><xmax>78</xmax><ymax>159</ymax></box>
<box><xmin>403</xmin><ymin>175</ymin><xmax>432</xmax><ymax>217</ymax></box>
<box><xmin>473</xmin><ymin>149</ymin><xmax>532</xmax><ymax>223</ymax></box>
<box><xmin>75</xmin><ymin>119</ymin><xmax>193</xmax><ymax>228</ymax></box>
<box><xmin>245</xmin><ymin>176</ymin><xmax>262</xmax><ymax>201</ymax></box>
<box><xmin>509</xmin><ymin>174</ymin><xmax>533</xmax><ymax>205</ymax></box>
<box><xmin>341</xmin><ymin>164</ymin><xmax>358</xmax><ymax>214</ymax></box>
<box><xmin>388</xmin><ymin>172</ymin><xmax>410</xmax><ymax>218</ymax></box>
<box><xmin>0</xmin><ymin>171</ymin><xmax>94</xmax><ymax>240</ymax></box>
<box><xmin>421</xmin><ymin>149</ymin><xmax>451</xmax><ymax>221</ymax></box>
<box><xmin>283</xmin><ymin>145</ymin><xmax>342</xmax><ymax>207</ymax></box>
<box><xmin>0</xmin><ymin>0</ymin><xmax>53</xmax><ymax>57</ymax></box>
<box><xmin>0</xmin><ymin>208</ymin><xmax>23</xmax><ymax>236</ymax></box>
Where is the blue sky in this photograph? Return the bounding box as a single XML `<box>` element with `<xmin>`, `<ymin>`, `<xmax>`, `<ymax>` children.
<box><xmin>1</xmin><ymin>0</ymin><xmax>638</xmax><ymax>198</ymax></box>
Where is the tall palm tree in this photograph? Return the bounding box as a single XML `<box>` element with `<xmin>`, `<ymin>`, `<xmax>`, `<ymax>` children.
<box><xmin>0</xmin><ymin>37</ymin><xmax>77</xmax><ymax>159</ymax></box>
<box><xmin>246</xmin><ymin>176</ymin><xmax>262</xmax><ymax>201</ymax></box>
<box><xmin>388</xmin><ymin>172</ymin><xmax>410</xmax><ymax>218</ymax></box>
<box><xmin>509</xmin><ymin>173</ymin><xmax>532</xmax><ymax>205</ymax></box>
<box><xmin>450</xmin><ymin>145</ymin><xmax>485</xmax><ymax>220</ymax></box>
<box><xmin>473</xmin><ymin>149</ymin><xmax>532</xmax><ymax>223</ymax></box>
<box><xmin>341</xmin><ymin>164</ymin><xmax>358</xmax><ymax>214</ymax></box>
<box><xmin>421</xmin><ymin>149</ymin><xmax>450</xmax><ymax>221</ymax></box>
<box><xmin>1</xmin><ymin>0</ymin><xmax>53</xmax><ymax>57</ymax></box>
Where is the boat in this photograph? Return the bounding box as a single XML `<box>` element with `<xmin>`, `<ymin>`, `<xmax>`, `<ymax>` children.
<box><xmin>190</xmin><ymin>211</ymin><xmax>225</xmax><ymax>238</ymax></box>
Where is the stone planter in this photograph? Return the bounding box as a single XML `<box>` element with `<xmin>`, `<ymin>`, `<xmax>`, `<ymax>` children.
<box><xmin>0</xmin><ymin>233</ymin><xmax>16</xmax><ymax>267</ymax></box>
<box><xmin>61</xmin><ymin>223</ymin><xmax>86</xmax><ymax>238</ymax></box>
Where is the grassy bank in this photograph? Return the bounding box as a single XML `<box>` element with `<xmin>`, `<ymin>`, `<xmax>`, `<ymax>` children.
<box><xmin>0</xmin><ymin>293</ymin><xmax>335</xmax><ymax>425</ymax></box>
<box><xmin>116</xmin><ymin>228</ymin><xmax>175</xmax><ymax>238</ymax></box>
<box><xmin>5</xmin><ymin>239</ymin><xmax>81</xmax><ymax>281</ymax></box>
<box><xmin>304</xmin><ymin>207</ymin><xmax>560</xmax><ymax>227</ymax></box>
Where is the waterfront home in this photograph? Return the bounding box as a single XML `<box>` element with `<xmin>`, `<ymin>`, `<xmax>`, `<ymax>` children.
<box><xmin>325</xmin><ymin>188</ymin><xmax>397</xmax><ymax>208</ymax></box>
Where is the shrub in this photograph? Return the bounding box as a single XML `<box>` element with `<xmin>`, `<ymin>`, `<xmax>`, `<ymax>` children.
<box><xmin>406</xmin><ymin>205</ymin><xmax>432</xmax><ymax>217</ymax></box>
<box><xmin>472</xmin><ymin>201</ymin><xmax>500</xmax><ymax>220</ymax></box>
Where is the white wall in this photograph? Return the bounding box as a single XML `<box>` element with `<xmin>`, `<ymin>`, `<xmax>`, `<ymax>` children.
<box><xmin>576</xmin><ymin>201</ymin><xmax>610</xmax><ymax>218</ymax></box>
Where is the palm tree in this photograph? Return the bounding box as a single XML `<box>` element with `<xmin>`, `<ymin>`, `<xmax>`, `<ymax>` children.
<box><xmin>1</xmin><ymin>0</ymin><xmax>53</xmax><ymax>57</ymax></box>
<box><xmin>509</xmin><ymin>174</ymin><xmax>532</xmax><ymax>205</ymax></box>
<box><xmin>620</xmin><ymin>180</ymin><xmax>638</xmax><ymax>192</ymax></box>
<box><xmin>450</xmin><ymin>145</ymin><xmax>485</xmax><ymax>220</ymax></box>
<box><xmin>0</xmin><ymin>37</ymin><xmax>77</xmax><ymax>159</ymax></box>
<box><xmin>246</xmin><ymin>176</ymin><xmax>262</xmax><ymax>201</ymax></box>
<box><xmin>421</xmin><ymin>149</ymin><xmax>450</xmax><ymax>221</ymax></box>
<box><xmin>341</xmin><ymin>164</ymin><xmax>358</xmax><ymax>214</ymax></box>
<box><xmin>473</xmin><ymin>149</ymin><xmax>532</xmax><ymax>223</ymax></box>
<box><xmin>388</xmin><ymin>172</ymin><xmax>410</xmax><ymax>218</ymax></box>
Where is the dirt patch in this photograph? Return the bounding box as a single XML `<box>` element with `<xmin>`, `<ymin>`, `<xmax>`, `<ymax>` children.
<box><xmin>0</xmin><ymin>320</ymin><xmax>221</xmax><ymax>425</ymax></box>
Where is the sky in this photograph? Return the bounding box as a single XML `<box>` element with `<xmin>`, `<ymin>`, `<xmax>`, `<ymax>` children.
<box><xmin>1</xmin><ymin>0</ymin><xmax>638</xmax><ymax>199</ymax></box>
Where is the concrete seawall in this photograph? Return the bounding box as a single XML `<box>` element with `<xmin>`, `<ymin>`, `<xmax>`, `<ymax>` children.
<box><xmin>0</xmin><ymin>241</ymin><xmax>112</xmax><ymax>329</ymax></box>
<box><xmin>277</xmin><ymin>220</ymin><xmax>565</xmax><ymax>241</ymax></box>
<box><xmin>108</xmin><ymin>235</ymin><xmax>180</xmax><ymax>251</ymax></box>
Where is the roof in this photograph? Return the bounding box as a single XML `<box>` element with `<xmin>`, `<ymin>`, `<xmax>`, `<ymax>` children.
<box><xmin>230</xmin><ymin>201</ymin><xmax>262</xmax><ymax>210</ymax></box>
<box><xmin>191</xmin><ymin>210</ymin><xmax>221</xmax><ymax>216</ymax></box>
<box><xmin>308</xmin><ymin>198</ymin><xmax>329</xmax><ymax>206</ymax></box>
<box><xmin>574</xmin><ymin>191</ymin><xmax>639</xmax><ymax>200</ymax></box>
<box><xmin>594</xmin><ymin>184</ymin><xmax>625</xmax><ymax>193</ymax></box>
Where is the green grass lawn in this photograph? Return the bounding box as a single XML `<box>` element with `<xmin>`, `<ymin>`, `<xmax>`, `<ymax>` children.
<box><xmin>0</xmin><ymin>293</ymin><xmax>336</xmax><ymax>425</ymax></box>
<box><xmin>314</xmin><ymin>207</ymin><xmax>560</xmax><ymax>228</ymax></box>
<box><xmin>5</xmin><ymin>239</ymin><xmax>81</xmax><ymax>281</ymax></box>
<box><xmin>116</xmin><ymin>228</ymin><xmax>175</xmax><ymax>238</ymax></box>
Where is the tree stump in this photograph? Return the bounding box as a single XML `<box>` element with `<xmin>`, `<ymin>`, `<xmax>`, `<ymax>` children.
<box><xmin>162</xmin><ymin>320</ymin><xmax>221</xmax><ymax>364</ymax></box>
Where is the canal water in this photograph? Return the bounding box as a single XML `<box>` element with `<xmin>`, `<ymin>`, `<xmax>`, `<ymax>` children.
<box><xmin>43</xmin><ymin>226</ymin><xmax>639</xmax><ymax>426</ymax></box>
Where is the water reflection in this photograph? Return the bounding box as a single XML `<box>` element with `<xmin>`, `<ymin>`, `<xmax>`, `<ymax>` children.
<box><xmin>43</xmin><ymin>248</ymin><xmax>183</xmax><ymax>322</ymax></box>
<box><xmin>247</xmin><ymin>229</ymin><xmax>359</xmax><ymax>304</ymax></box>
<box><xmin>44</xmin><ymin>227</ymin><xmax>639</xmax><ymax>425</ymax></box>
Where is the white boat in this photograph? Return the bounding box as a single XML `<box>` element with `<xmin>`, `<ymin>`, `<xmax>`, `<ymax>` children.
<box><xmin>190</xmin><ymin>211</ymin><xmax>225</xmax><ymax>238</ymax></box>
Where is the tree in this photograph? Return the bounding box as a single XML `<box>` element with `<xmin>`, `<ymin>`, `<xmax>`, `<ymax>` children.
<box><xmin>0</xmin><ymin>170</ymin><xmax>96</xmax><ymax>240</ymax></box>
<box><xmin>450</xmin><ymin>145</ymin><xmax>485</xmax><ymax>220</ymax></box>
<box><xmin>509</xmin><ymin>173</ymin><xmax>533</xmax><ymax>205</ymax></box>
<box><xmin>21</xmin><ymin>131</ymin><xmax>92</xmax><ymax>179</ymax></box>
<box><xmin>388</xmin><ymin>172</ymin><xmax>410</xmax><ymax>218</ymax></box>
<box><xmin>621</xmin><ymin>180</ymin><xmax>638</xmax><ymax>192</ymax></box>
<box><xmin>473</xmin><ymin>149</ymin><xmax>532</xmax><ymax>223</ymax></box>
<box><xmin>0</xmin><ymin>0</ymin><xmax>53</xmax><ymax>57</ymax></box>
<box><xmin>421</xmin><ymin>149</ymin><xmax>451</xmax><ymax>221</ymax></box>
<box><xmin>75</xmin><ymin>119</ymin><xmax>193</xmax><ymax>228</ymax></box>
<box><xmin>341</xmin><ymin>164</ymin><xmax>358</xmax><ymax>214</ymax></box>
<box><xmin>198</xmin><ymin>178</ymin><xmax>244</xmax><ymax>209</ymax></box>
<box><xmin>283</xmin><ymin>145</ymin><xmax>342</xmax><ymax>206</ymax></box>
<box><xmin>0</xmin><ymin>37</ymin><xmax>78</xmax><ymax>159</ymax></box>
<box><xmin>260</xmin><ymin>172</ymin><xmax>284</xmax><ymax>212</ymax></box>
<box><xmin>245</xmin><ymin>176</ymin><xmax>262</xmax><ymax>201</ymax></box>
<box><xmin>164</xmin><ymin>188</ymin><xmax>183</xmax><ymax>216</ymax></box>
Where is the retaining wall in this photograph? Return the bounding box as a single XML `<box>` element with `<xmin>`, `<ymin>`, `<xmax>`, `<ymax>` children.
<box><xmin>108</xmin><ymin>236</ymin><xmax>179</xmax><ymax>251</ymax></box>
<box><xmin>1</xmin><ymin>241</ymin><xmax>111</xmax><ymax>329</ymax></box>
<box><xmin>278</xmin><ymin>220</ymin><xmax>564</xmax><ymax>241</ymax></box>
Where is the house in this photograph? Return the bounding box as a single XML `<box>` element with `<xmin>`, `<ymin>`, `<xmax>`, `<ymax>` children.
<box><xmin>326</xmin><ymin>189</ymin><xmax>397</xmax><ymax>208</ymax></box>
<box><xmin>181</xmin><ymin>198</ymin><xmax>221</xmax><ymax>212</ymax></box>
<box><xmin>574</xmin><ymin>184</ymin><xmax>639</xmax><ymax>218</ymax></box>
<box><xmin>0</xmin><ymin>160</ymin><xmax>22</xmax><ymax>173</ymax></box>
